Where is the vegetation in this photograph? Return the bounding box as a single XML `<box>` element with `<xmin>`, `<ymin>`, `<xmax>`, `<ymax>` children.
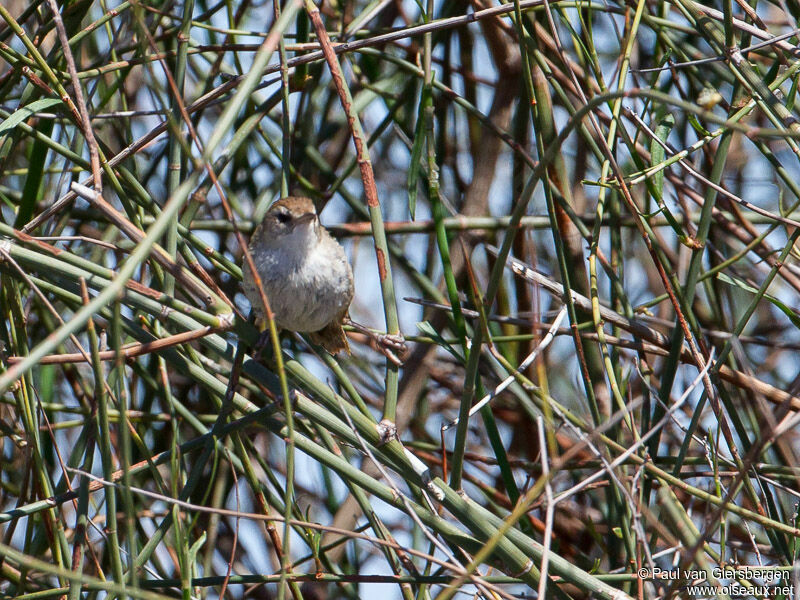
<box><xmin>1</xmin><ymin>0</ymin><xmax>800</xmax><ymax>597</ymax></box>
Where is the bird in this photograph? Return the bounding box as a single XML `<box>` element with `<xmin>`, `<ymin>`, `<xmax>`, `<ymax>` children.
<box><xmin>243</xmin><ymin>196</ymin><xmax>354</xmax><ymax>354</ymax></box>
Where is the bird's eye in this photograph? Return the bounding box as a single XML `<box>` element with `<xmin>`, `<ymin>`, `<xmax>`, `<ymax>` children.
<box><xmin>275</xmin><ymin>212</ymin><xmax>291</xmax><ymax>224</ymax></box>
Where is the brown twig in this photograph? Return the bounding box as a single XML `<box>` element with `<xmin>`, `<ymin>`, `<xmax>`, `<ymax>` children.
<box><xmin>6</xmin><ymin>326</ymin><xmax>218</xmax><ymax>365</ymax></box>
<box><xmin>44</xmin><ymin>0</ymin><xmax>102</xmax><ymax>192</ymax></box>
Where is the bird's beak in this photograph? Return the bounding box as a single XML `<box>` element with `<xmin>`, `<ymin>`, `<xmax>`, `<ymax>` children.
<box><xmin>294</xmin><ymin>213</ymin><xmax>317</xmax><ymax>228</ymax></box>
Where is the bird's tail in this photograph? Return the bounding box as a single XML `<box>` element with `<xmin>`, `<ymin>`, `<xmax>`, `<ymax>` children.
<box><xmin>309</xmin><ymin>318</ymin><xmax>350</xmax><ymax>355</ymax></box>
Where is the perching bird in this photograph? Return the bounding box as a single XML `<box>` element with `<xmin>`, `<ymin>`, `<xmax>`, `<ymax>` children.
<box><xmin>243</xmin><ymin>196</ymin><xmax>354</xmax><ymax>354</ymax></box>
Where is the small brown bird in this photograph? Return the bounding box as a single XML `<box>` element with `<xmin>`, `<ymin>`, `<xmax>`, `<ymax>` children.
<box><xmin>243</xmin><ymin>196</ymin><xmax>354</xmax><ymax>354</ymax></box>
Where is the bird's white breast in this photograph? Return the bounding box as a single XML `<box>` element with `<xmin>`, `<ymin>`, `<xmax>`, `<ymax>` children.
<box><xmin>244</xmin><ymin>224</ymin><xmax>353</xmax><ymax>333</ymax></box>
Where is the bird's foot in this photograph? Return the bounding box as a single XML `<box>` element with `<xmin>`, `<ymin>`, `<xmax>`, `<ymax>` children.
<box><xmin>374</xmin><ymin>332</ymin><xmax>406</xmax><ymax>353</ymax></box>
<box><xmin>372</xmin><ymin>333</ymin><xmax>408</xmax><ymax>366</ymax></box>
<box><xmin>253</xmin><ymin>326</ymin><xmax>280</xmax><ymax>362</ymax></box>
<box><xmin>345</xmin><ymin>320</ymin><xmax>409</xmax><ymax>366</ymax></box>
<box><xmin>253</xmin><ymin>329</ymin><xmax>270</xmax><ymax>361</ymax></box>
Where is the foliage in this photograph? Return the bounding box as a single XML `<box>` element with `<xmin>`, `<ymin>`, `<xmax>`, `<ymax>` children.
<box><xmin>1</xmin><ymin>0</ymin><xmax>800</xmax><ymax>598</ymax></box>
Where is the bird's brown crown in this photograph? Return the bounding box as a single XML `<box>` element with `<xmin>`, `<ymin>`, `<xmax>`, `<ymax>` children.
<box><xmin>269</xmin><ymin>196</ymin><xmax>316</xmax><ymax>218</ymax></box>
<box><xmin>252</xmin><ymin>196</ymin><xmax>319</xmax><ymax>246</ymax></box>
